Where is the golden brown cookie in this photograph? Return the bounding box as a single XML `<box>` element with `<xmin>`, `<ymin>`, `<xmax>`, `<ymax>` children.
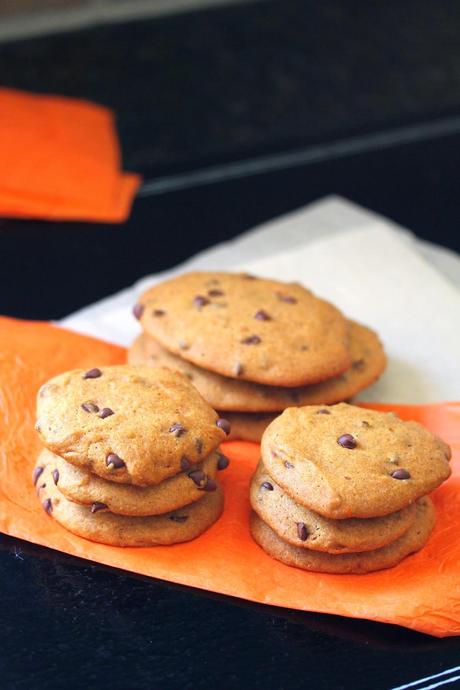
<box><xmin>42</xmin><ymin>448</ymin><xmax>228</xmax><ymax>516</ymax></box>
<box><xmin>36</xmin><ymin>365</ymin><xmax>228</xmax><ymax>486</ymax></box>
<box><xmin>250</xmin><ymin>462</ymin><xmax>417</xmax><ymax>553</ymax></box>
<box><xmin>35</xmin><ymin>457</ymin><xmax>224</xmax><ymax>547</ymax></box>
<box><xmin>262</xmin><ymin>403</ymin><xmax>451</xmax><ymax>519</ymax></box>
<box><xmin>128</xmin><ymin>320</ymin><xmax>386</xmax><ymax>412</ymax></box>
<box><xmin>250</xmin><ymin>497</ymin><xmax>435</xmax><ymax>574</ymax></box>
<box><xmin>222</xmin><ymin>412</ymin><xmax>276</xmax><ymax>442</ymax></box>
<box><xmin>136</xmin><ymin>272</ymin><xmax>351</xmax><ymax>387</ymax></box>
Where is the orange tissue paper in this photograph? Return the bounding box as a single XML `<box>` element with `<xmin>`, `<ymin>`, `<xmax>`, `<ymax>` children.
<box><xmin>0</xmin><ymin>88</ymin><xmax>141</xmax><ymax>223</ymax></box>
<box><xmin>0</xmin><ymin>315</ymin><xmax>459</xmax><ymax>638</ymax></box>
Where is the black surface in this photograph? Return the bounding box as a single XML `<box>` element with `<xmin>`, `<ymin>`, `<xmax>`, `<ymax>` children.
<box><xmin>1</xmin><ymin>131</ymin><xmax>459</xmax><ymax>320</ymax></box>
<box><xmin>2</xmin><ymin>0</ymin><xmax>460</xmax><ymax>175</ymax></box>
<box><xmin>1</xmin><ymin>535</ymin><xmax>459</xmax><ymax>690</ymax></box>
<box><xmin>1</xmin><ymin>2</ymin><xmax>460</xmax><ymax>689</ymax></box>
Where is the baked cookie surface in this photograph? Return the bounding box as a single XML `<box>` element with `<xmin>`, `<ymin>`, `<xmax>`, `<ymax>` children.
<box><xmin>250</xmin><ymin>497</ymin><xmax>435</xmax><ymax>574</ymax></box>
<box><xmin>262</xmin><ymin>403</ymin><xmax>451</xmax><ymax>518</ymax></box>
<box><xmin>136</xmin><ymin>272</ymin><xmax>351</xmax><ymax>387</ymax></box>
<box><xmin>222</xmin><ymin>412</ymin><xmax>276</xmax><ymax>443</ymax></box>
<box><xmin>36</xmin><ymin>365</ymin><xmax>227</xmax><ymax>485</ymax></box>
<box><xmin>129</xmin><ymin>321</ymin><xmax>386</xmax><ymax>412</ymax></box>
<box><xmin>35</xmin><ymin>457</ymin><xmax>224</xmax><ymax>547</ymax></box>
<box><xmin>43</xmin><ymin>448</ymin><xmax>225</xmax><ymax>516</ymax></box>
<box><xmin>250</xmin><ymin>462</ymin><xmax>417</xmax><ymax>553</ymax></box>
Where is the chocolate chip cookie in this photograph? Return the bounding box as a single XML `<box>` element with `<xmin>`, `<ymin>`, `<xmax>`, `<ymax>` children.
<box><xmin>35</xmin><ymin>456</ymin><xmax>224</xmax><ymax>547</ymax></box>
<box><xmin>36</xmin><ymin>365</ymin><xmax>228</xmax><ymax>486</ymax></box>
<box><xmin>262</xmin><ymin>403</ymin><xmax>451</xmax><ymax>518</ymax></box>
<box><xmin>220</xmin><ymin>412</ymin><xmax>276</xmax><ymax>442</ymax></box>
<box><xmin>43</xmin><ymin>448</ymin><xmax>226</xmax><ymax>516</ymax></box>
<box><xmin>250</xmin><ymin>462</ymin><xmax>417</xmax><ymax>553</ymax></box>
<box><xmin>129</xmin><ymin>320</ymin><xmax>386</xmax><ymax>412</ymax></box>
<box><xmin>136</xmin><ymin>272</ymin><xmax>351</xmax><ymax>387</ymax></box>
<box><xmin>250</xmin><ymin>497</ymin><xmax>435</xmax><ymax>574</ymax></box>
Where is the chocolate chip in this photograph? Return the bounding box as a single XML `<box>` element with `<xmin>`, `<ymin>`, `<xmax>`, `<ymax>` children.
<box><xmin>99</xmin><ymin>407</ymin><xmax>114</xmax><ymax>419</ymax></box>
<box><xmin>82</xmin><ymin>402</ymin><xmax>99</xmax><ymax>413</ymax></box>
<box><xmin>195</xmin><ymin>438</ymin><xmax>203</xmax><ymax>454</ymax></box>
<box><xmin>337</xmin><ymin>434</ymin><xmax>357</xmax><ymax>449</ymax></box>
<box><xmin>188</xmin><ymin>469</ymin><xmax>206</xmax><ymax>487</ymax></box>
<box><xmin>242</xmin><ymin>273</ymin><xmax>256</xmax><ymax>280</ymax></box>
<box><xmin>317</xmin><ymin>408</ymin><xmax>330</xmax><ymax>415</ymax></box>
<box><xmin>193</xmin><ymin>295</ymin><xmax>209</xmax><ymax>309</ymax></box>
<box><xmin>261</xmin><ymin>481</ymin><xmax>273</xmax><ymax>490</ymax></box>
<box><xmin>277</xmin><ymin>293</ymin><xmax>297</xmax><ymax>303</ymax></box>
<box><xmin>202</xmin><ymin>478</ymin><xmax>218</xmax><ymax>492</ymax></box>
<box><xmin>106</xmin><ymin>453</ymin><xmax>126</xmax><ymax>469</ymax></box>
<box><xmin>170</xmin><ymin>422</ymin><xmax>187</xmax><ymax>437</ymax></box>
<box><xmin>216</xmin><ymin>418</ymin><xmax>231</xmax><ymax>435</ymax></box>
<box><xmin>132</xmin><ymin>303</ymin><xmax>144</xmax><ymax>320</ymax></box>
<box><xmin>91</xmin><ymin>502</ymin><xmax>108</xmax><ymax>513</ymax></box>
<box><xmin>297</xmin><ymin>522</ymin><xmax>308</xmax><ymax>541</ymax></box>
<box><xmin>284</xmin><ymin>461</ymin><xmax>294</xmax><ymax>469</ymax></box>
<box><xmin>153</xmin><ymin>309</ymin><xmax>166</xmax><ymax>317</ymax></box>
<box><xmin>361</xmin><ymin>420</ymin><xmax>370</xmax><ymax>427</ymax></box>
<box><xmin>83</xmin><ymin>368</ymin><xmax>102</xmax><ymax>379</ymax></box>
<box><xmin>178</xmin><ymin>339</ymin><xmax>190</xmax><ymax>350</ymax></box>
<box><xmin>170</xmin><ymin>515</ymin><xmax>188</xmax><ymax>523</ymax></box>
<box><xmin>217</xmin><ymin>454</ymin><xmax>230</xmax><ymax>470</ymax></box>
<box><xmin>208</xmin><ymin>289</ymin><xmax>224</xmax><ymax>297</ymax></box>
<box><xmin>52</xmin><ymin>469</ymin><xmax>59</xmax><ymax>485</ymax></box>
<box><xmin>241</xmin><ymin>335</ymin><xmax>261</xmax><ymax>345</ymax></box>
<box><xmin>234</xmin><ymin>361</ymin><xmax>243</xmax><ymax>376</ymax></box>
<box><xmin>32</xmin><ymin>466</ymin><xmax>44</xmax><ymax>486</ymax></box>
<box><xmin>391</xmin><ymin>468</ymin><xmax>411</xmax><ymax>480</ymax></box>
<box><xmin>352</xmin><ymin>359</ymin><xmax>365</xmax><ymax>371</ymax></box>
<box><xmin>42</xmin><ymin>498</ymin><xmax>52</xmax><ymax>514</ymax></box>
<box><xmin>254</xmin><ymin>309</ymin><xmax>271</xmax><ymax>321</ymax></box>
<box><xmin>180</xmin><ymin>457</ymin><xmax>191</xmax><ymax>471</ymax></box>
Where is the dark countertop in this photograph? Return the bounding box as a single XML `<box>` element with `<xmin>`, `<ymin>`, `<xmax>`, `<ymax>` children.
<box><xmin>1</xmin><ymin>2</ymin><xmax>460</xmax><ymax>689</ymax></box>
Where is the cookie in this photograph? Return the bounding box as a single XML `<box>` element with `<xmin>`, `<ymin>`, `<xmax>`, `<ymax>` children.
<box><xmin>250</xmin><ymin>462</ymin><xmax>417</xmax><ymax>553</ymax></box>
<box><xmin>35</xmin><ymin>457</ymin><xmax>224</xmax><ymax>547</ymax></box>
<box><xmin>36</xmin><ymin>365</ymin><xmax>228</xmax><ymax>486</ymax></box>
<box><xmin>262</xmin><ymin>403</ymin><xmax>451</xmax><ymax>518</ymax></box>
<box><xmin>129</xmin><ymin>320</ymin><xmax>386</xmax><ymax>412</ymax></box>
<box><xmin>136</xmin><ymin>272</ymin><xmax>351</xmax><ymax>387</ymax></box>
<box><xmin>250</xmin><ymin>497</ymin><xmax>435</xmax><ymax>574</ymax></box>
<box><xmin>222</xmin><ymin>412</ymin><xmax>276</xmax><ymax>442</ymax></box>
<box><xmin>48</xmin><ymin>448</ymin><xmax>226</xmax><ymax>516</ymax></box>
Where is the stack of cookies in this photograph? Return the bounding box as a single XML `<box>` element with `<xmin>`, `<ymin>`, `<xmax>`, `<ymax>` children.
<box><xmin>250</xmin><ymin>403</ymin><xmax>451</xmax><ymax>573</ymax></box>
<box><xmin>128</xmin><ymin>272</ymin><xmax>387</xmax><ymax>441</ymax></box>
<box><xmin>33</xmin><ymin>365</ymin><xmax>230</xmax><ymax>547</ymax></box>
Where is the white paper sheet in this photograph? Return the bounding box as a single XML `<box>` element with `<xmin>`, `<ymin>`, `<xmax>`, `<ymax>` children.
<box><xmin>60</xmin><ymin>196</ymin><xmax>460</xmax><ymax>403</ymax></box>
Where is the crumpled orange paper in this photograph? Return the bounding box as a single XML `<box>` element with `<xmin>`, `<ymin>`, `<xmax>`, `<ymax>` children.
<box><xmin>0</xmin><ymin>315</ymin><xmax>459</xmax><ymax>638</ymax></box>
<box><xmin>0</xmin><ymin>88</ymin><xmax>141</xmax><ymax>223</ymax></box>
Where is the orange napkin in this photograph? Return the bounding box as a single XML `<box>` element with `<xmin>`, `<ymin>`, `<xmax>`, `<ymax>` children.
<box><xmin>0</xmin><ymin>88</ymin><xmax>141</xmax><ymax>223</ymax></box>
<box><xmin>0</xmin><ymin>315</ymin><xmax>459</xmax><ymax>638</ymax></box>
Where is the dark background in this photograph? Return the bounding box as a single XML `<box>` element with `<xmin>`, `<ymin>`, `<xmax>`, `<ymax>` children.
<box><xmin>1</xmin><ymin>2</ymin><xmax>459</xmax><ymax>688</ymax></box>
